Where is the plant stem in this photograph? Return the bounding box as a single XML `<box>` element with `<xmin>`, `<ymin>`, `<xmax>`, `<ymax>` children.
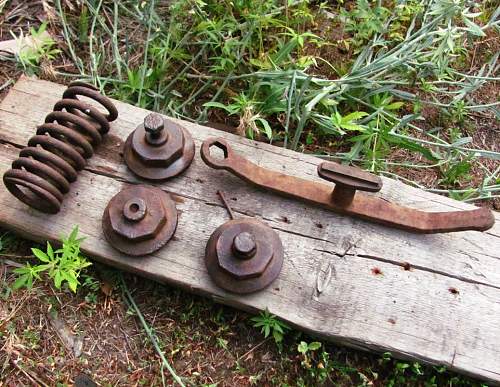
<box><xmin>120</xmin><ymin>275</ymin><xmax>186</xmax><ymax>387</ymax></box>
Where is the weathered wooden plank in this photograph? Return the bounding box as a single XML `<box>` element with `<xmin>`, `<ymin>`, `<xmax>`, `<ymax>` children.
<box><xmin>0</xmin><ymin>77</ymin><xmax>499</xmax><ymax>383</ymax></box>
<box><xmin>2</xmin><ymin>77</ymin><xmax>499</xmax><ymax>286</ymax></box>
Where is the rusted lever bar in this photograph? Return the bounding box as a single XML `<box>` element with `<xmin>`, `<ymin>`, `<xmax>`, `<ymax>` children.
<box><xmin>200</xmin><ymin>138</ymin><xmax>495</xmax><ymax>233</ymax></box>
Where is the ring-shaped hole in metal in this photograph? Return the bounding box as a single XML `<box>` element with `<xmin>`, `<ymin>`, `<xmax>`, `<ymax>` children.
<box><xmin>210</xmin><ymin>141</ymin><xmax>228</xmax><ymax>158</ymax></box>
<box><xmin>123</xmin><ymin>198</ymin><xmax>147</xmax><ymax>222</ymax></box>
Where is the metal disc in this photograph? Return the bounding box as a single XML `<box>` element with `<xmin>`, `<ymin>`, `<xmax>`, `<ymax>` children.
<box><xmin>102</xmin><ymin>185</ymin><xmax>178</xmax><ymax>256</ymax></box>
<box><xmin>205</xmin><ymin>218</ymin><xmax>284</xmax><ymax>294</ymax></box>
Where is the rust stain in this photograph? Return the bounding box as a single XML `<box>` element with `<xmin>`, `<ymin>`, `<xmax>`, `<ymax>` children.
<box><xmin>448</xmin><ymin>287</ymin><xmax>459</xmax><ymax>295</ymax></box>
<box><xmin>371</xmin><ymin>267</ymin><xmax>383</xmax><ymax>275</ymax></box>
<box><xmin>171</xmin><ymin>194</ymin><xmax>186</xmax><ymax>204</ymax></box>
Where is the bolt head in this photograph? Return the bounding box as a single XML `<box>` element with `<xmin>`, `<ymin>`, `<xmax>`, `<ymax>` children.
<box><xmin>107</xmin><ymin>193</ymin><xmax>166</xmax><ymax>242</ymax></box>
<box><xmin>144</xmin><ymin>113</ymin><xmax>164</xmax><ymax>134</ymax></box>
<box><xmin>215</xmin><ymin>226</ymin><xmax>274</xmax><ymax>280</ymax></box>
<box><xmin>123</xmin><ymin>198</ymin><xmax>147</xmax><ymax>222</ymax></box>
<box><xmin>131</xmin><ymin>119</ymin><xmax>184</xmax><ymax>166</ymax></box>
<box><xmin>232</xmin><ymin>232</ymin><xmax>256</xmax><ymax>259</ymax></box>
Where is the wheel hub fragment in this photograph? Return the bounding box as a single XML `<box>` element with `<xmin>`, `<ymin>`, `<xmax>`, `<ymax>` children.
<box><xmin>124</xmin><ymin>113</ymin><xmax>195</xmax><ymax>180</ymax></box>
<box><xmin>102</xmin><ymin>185</ymin><xmax>178</xmax><ymax>256</ymax></box>
<box><xmin>205</xmin><ymin>218</ymin><xmax>284</xmax><ymax>294</ymax></box>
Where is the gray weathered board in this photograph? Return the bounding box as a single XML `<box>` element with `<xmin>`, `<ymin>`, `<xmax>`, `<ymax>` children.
<box><xmin>0</xmin><ymin>77</ymin><xmax>499</xmax><ymax>383</ymax></box>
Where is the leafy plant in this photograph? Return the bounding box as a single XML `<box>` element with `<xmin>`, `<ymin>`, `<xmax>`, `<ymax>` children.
<box><xmin>250</xmin><ymin>309</ymin><xmax>291</xmax><ymax>344</ymax></box>
<box><xmin>341</xmin><ymin>0</ymin><xmax>391</xmax><ymax>49</ymax></box>
<box><xmin>12</xmin><ymin>22</ymin><xmax>60</xmax><ymax>74</ymax></box>
<box><xmin>204</xmin><ymin>93</ymin><xmax>274</xmax><ymax>139</ymax></box>
<box><xmin>439</xmin><ymin>158</ymin><xmax>473</xmax><ymax>187</ymax></box>
<box><xmin>13</xmin><ymin>226</ymin><xmax>91</xmax><ymax>292</ymax></box>
<box><xmin>297</xmin><ymin>341</ymin><xmax>322</xmax><ymax>367</ymax></box>
<box><xmin>81</xmin><ymin>274</ymin><xmax>101</xmax><ymax>304</ymax></box>
<box><xmin>380</xmin><ymin>352</ymin><xmax>428</xmax><ymax>387</ymax></box>
<box><xmin>330</xmin><ymin>110</ymin><xmax>369</xmax><ymax>134</ymax></box>
<box><xmin>297</xmin><ymin>341</ymin><xmax>331</xmax><ymax>382</ymax></box>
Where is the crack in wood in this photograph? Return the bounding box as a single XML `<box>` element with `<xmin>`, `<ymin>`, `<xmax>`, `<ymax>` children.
<box><xmin>352</xmin><ymin>252</ymin><xmax>500</xmax><ymax>290</ymax></box>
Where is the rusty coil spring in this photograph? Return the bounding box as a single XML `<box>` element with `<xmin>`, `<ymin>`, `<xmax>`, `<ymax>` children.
<box><xmin>3</xmin><ymin>81</ymin><xmax>118</xmax><ymax>214</ymax></box>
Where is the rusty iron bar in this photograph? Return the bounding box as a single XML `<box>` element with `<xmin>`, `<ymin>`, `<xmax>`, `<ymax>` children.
<box><xmin>217</xmin><ymin>190</ymin><xmax>236</xmax><ymax>220</ymax></box>
<box><xmin>3</xmin><ymin>82</ymin><xmax>118</xmax><ymax>214</ymax></box>
<box><xmin>200</xmin><ymin>138</ymin><xmax>495</xmax><ymax>234</ymax></box>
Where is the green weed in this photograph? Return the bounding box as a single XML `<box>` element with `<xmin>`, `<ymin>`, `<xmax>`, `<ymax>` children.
<box><xmin>13</xmin><ymin>226</ymin><xmax>91</xmax><ymax>293</ymax></box>
<box><xmin>250</xmin><ymin>309</ymin><xmax>291</xmax><ymax>345</ymax></box>
<box><xmin>297</xmin><ymin>341</ymin><xmax>331</xmax><ymax>382</ymax></box>
<box><xmin>340</xmin><ymin>0</ymin><xmax>391</xmax><ymax>50</ymax></box>
<box><xmin>12</xmin><ymin>22</ymin><xmax>60</xmax><ymax>75</ymax></box>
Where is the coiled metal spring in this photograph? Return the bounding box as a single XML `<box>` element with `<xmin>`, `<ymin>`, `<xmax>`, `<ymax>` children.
<box><xmin>3</xmin><ymin>81</ymin><xmax>118</xmax><ymax>214</ymax></box>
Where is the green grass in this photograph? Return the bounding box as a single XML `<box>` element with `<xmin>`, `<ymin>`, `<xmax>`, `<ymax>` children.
<box><xmin>45</xmin><ymin>0</ymin><xmax>500</xmax><ymax>203</ymax></box>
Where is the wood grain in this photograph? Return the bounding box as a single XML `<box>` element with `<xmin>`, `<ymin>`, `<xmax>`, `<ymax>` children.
<box><xmin>0</xmin><ymin>77</ymin><xmax>499</xmax><ymax>383</ymax></box>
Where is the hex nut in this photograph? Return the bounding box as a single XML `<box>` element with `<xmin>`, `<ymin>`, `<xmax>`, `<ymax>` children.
<box><xmin>107</xmin><ymin>194</ymin><xmax>166</xmax><ymax>242</ymax></box>
<box><xmin>205</xmin><ymin>218</ymin><xmax>284</xmax><ymax>294</ymax></box>
<box><xmin>102</xmin><ymin>185</ymin><xmax>178</xmax><ymax>256</ymax></box>
<box><xmin>123</xmin><ymin>117</ymin><xmax>195</xmax><ymax>181</ymax></box>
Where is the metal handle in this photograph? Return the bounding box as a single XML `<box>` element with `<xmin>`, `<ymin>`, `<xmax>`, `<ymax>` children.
<box><xmin>318</xmin><ymin>162</ymin><xmax>382</xmax><ymax>192</ymax></box>
<box><xmin>318</xmin><ymin>162</ymin><xmax>383</xmax><ymax>206</ymax></box>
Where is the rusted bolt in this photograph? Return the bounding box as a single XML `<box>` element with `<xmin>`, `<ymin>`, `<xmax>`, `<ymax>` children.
<box><xmin>144</xmin><ymin>113</ymin><xmax>168</xmax><ymax>146</ymax></box>
<box><xmin>123</xmin><ymin>114</ymin><xmax>195</xmax><ymax>180</ymax></box>
<box><xmin>205</xmin><ymin>218</ymin><xmax>284</xmax><ymax>293</ymax></box>
<box><xmin>102</xmin><ymin>185</ymin><xmax>178</xmax><ymax>256</ymax></box>
<box><xmin>232</xmin><ymin>232</ymin><xmax>256</xmax><ymax>259</ymax></box>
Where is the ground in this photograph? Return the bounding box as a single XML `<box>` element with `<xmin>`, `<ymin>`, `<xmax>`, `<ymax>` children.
<box><xmin>0</xmin><ymin>0</ymin><xmax>498</xmax><ymax>386</ymax></box>
<box><xmin>0</xmin><ymin>243</ymin><xmax>490</xmax><ymax>386</ymax></box>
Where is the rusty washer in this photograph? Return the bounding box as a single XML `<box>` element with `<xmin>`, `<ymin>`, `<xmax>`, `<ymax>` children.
<box><xmin>102</xmin><ymin>185</ymin><xmax>178</xmax><ymax>256</ymax></box>
<box><xmin>123</xmin><ymin>113</ymin><xmax>195</xmax><ymax>180</ymax></box>
<box><xmin>205</xmin><ymin>218</ymin><xmax>284</xmax><ymax>294</ymax></box>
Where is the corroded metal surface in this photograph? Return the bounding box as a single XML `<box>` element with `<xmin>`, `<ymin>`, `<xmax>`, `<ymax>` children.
<box><xmin>102</xmin><ymin>185</ymin><xmax>178</xmax><ymax>256</ymax></box>
<box><xmin>200</xmin><ymin>137</ymin><xmax>495</xmax><ymax>233</ymax></box>
<box><xmin>3</xmin><ymin>82</ymin><xmax>118</xmax><ymax>214</ymax></box>
<box><xmin>123</xmin><ymin>113</ymin><xmax>195</xmax><ymax>180</ymax></box>
<box><xmin>205</xmin><ymin>218</ymin><xmax>284</xmax><ymax>293</ymax></box>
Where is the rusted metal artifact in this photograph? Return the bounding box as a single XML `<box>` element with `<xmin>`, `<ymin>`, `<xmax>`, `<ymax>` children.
<box><xmin>3</xmin><ymin>81</ymin><xmax>118</xmax><ymax>214</ymax></box>
<box><xmin>205</xmin><ymin>190</ymin><xmax>284</xmax><ymax>293</ymax></box>
<box><xmin>123</xmin><ymin>113</ymin><xmax>195</xmax><ymax>180</ymax></box>
<box><xmin>200</xmin><ymin>138</ymin><xmax>495</xmax><ymax>233</ymax></box>
<box><xmin>102</xmin><ymin>185</ymin><xmax>178</xmax><ymax>256</ymax></box>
